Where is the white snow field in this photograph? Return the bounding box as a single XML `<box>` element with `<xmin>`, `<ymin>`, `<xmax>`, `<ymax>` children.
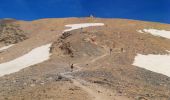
<box><xmin>133</xmin><ymin>54</ymin><xmax>170</xmax><ymax>77</ymax></box>
<box><xmin>138</xmin><ymin>29</ymin><xmax>170</xmax><ymax>39</ymax></box>
<box><xmin>63</xmin><ymin>23</ymin><xmax>104</xmax><ymax>32</ymax></box>
<box><xmin>0</xmin><ymin>44</ymin><xmax>15</xmax><ymax>52</ymax></box>
<box><xmin>136</xmin><ymin>29</ymin><xmax>170</xmax><ymax>76</ymax></box>
<box><xmin>0</xmin><ymin>43</ymin><xmax>52</xmax><ymax>76</ymax></box>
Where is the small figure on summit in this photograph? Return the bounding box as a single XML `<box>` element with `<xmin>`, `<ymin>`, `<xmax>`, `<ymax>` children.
<box><xmin>90</xmin><ymin>14</ymin><xmax>94</xmax><ymax>18</ymax></box>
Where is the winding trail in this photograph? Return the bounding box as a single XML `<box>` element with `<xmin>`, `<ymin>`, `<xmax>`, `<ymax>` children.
<box><xmin>59</xmin><ymin>23</ymin><xmax>130</xmax><ymax>100</ymax></box>
<box><xmin>61</xmin><ymin>49</ymin><xmax>129</xmax><ymax>100</ymax></box>
<box><xmin>61</xmin><ymin>51</ymin><xmax>113</xmax><ymax>100</ymax></box>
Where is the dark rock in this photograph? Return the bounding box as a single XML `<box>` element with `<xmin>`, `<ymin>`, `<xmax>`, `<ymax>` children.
<box><xmin>60</xmin><ymin>32</ymin><xmax>72</xmax><ymax>39</ymax></box>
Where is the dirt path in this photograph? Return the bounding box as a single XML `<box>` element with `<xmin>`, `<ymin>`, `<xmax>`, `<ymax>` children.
<box><xmin>91</xmin><ymin>52</ymin><xmax>108</xmax><ymax>63</ymax></box>
<box><xmin>60</xmin><ymin>50</ymin><xmax>130</xmax><ymax>100</ymax></box>
<box><xmin>73</xmin><ymin>78</ymin><xmax>130</xmax><ymax>100</ymax></box>
<box><xmin>72</xmin><ymin>78</ymin><xmax>114</xmax><ymax>100</ymax></box>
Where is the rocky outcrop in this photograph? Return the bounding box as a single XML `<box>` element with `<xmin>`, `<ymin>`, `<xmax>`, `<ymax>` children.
<box><xmin>0</xmin><ymin>23</ymin><xmax>28</xmax><ymax>45</ymax></box>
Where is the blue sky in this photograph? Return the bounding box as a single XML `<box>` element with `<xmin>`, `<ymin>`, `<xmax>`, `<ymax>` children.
<box><xmin>0</xmin><ymin>0</ymin><xmax>170</xmax><ymax>23</ymax></box>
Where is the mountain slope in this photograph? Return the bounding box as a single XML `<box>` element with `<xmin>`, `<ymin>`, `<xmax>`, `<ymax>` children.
<box><xmin>0</xmin><ymin>18</ymin><xmax>170</xmax><ymax>100</ymax></box>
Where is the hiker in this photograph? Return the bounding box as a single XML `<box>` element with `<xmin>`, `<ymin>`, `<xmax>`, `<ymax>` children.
<box><xmin>121</xmin><ymin>48</ymin><xmax>124</xmax><ymax>52</ymax></box>
<box><xmin>110</xmin><ymin>48</ymin><xmax>112</xmax><ymax>55</ymax></box>
<box><xmin>71</xmin><ymin>64</ymin><xmax>74</xmax><ymax>72</ymax></box>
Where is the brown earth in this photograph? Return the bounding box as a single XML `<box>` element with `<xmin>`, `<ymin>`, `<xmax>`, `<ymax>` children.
<box><xmin>0</xmin><ymin>18</ymin><xmax>170</xmax><ymax>100</ymax></box>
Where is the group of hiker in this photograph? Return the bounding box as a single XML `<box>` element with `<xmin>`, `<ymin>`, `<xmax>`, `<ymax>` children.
<box><xmin>69</xmin><ymin>47</ymin><xmax>124</xmax><ymax>71</ymax></box>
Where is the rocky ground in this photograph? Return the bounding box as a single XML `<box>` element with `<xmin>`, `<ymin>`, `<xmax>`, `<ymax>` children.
<box><xmin>0</xmin><ymin>22</ymin><xmax>27</xmax><ymax>45</ymax></box>
<box><xmin>0</xmin><ymin>18</ymin><xmax>170</xmax><ymax>100</ymax></box>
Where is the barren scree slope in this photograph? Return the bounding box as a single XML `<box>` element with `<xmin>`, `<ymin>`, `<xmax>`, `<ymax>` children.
<box><xmin>0</xmin><ymin>18</ymin><xmax>170</xmax><ymax>100</ymax></box>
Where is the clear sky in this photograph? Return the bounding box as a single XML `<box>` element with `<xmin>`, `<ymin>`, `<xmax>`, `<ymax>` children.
<box><xmin>0</xmin><ymin>0</ymin><xmax>170</xmax><ymax>23</ymax></box>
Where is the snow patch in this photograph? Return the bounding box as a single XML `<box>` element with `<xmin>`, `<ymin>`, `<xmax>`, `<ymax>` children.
<box><xmin>137</xmin><ymin>30</ymin><xmax>144</xmax><ymax>33</ymax></box>
<box><xmin>138</xmin><ymin>29</ymin><xmax>170</xmax><ymax>39</ymax></box>
<box><xmin>0</xmin><ymin>43</ymin><xmax>52</xmax><ymax>76</ymax></box>
<box><xmin>133</xmin><ymin>53</ymin><xmax>170</xmax><ymax>77</ymax></box>
<box><xmin>0</xmin><ymin>44</ymin><xmax>15</xmax><ymax>52</ymax></box>
<box><xmin>63</xmin><ymin>23</ymin><xmax>104</xmax><ymax>32</ymax></box>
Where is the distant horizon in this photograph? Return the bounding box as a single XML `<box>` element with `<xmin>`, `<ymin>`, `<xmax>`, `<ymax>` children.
<box><xmin>1</xmin><ymin>17</ymin><xmax>170</xmax><ymax>25</ymax></box>
<box><xmin>0</xmin><ymin>0</ymin><xmax>170</xmax><ymax>24</ymax></box>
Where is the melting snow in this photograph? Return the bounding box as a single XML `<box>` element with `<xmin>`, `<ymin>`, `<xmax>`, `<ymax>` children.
<box><xmin>133</xmin><ymin>53</ymin><xmax>170</xmax><ymax>77</ymax></box>
<box><xmin>0</xmin><ymin>44</ymin><xmax>15</xmax><ymax>52</ymax></box>
<box><xmin>63</xmin><ymin>23</ymin><xmax>104</xmax><ymax>32</ymax></box>
<box><xmin>136</xmin><ymin>29</ymin><xmax>170</xmax><ymax>76</ymax></box>
<box><xmin>137</xmin><ymin>30</ymin><xmax>144</xmax><ymax>33</ymax></box>
<box><xmin>0</xmin><ymin>43</ymin><xmax>52</xmax><ymax>76</ymax></box>
<box><xmin>138</xmin><ymin>29</ymin><xmax>170</xmax><ymax>39</ymax></box>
